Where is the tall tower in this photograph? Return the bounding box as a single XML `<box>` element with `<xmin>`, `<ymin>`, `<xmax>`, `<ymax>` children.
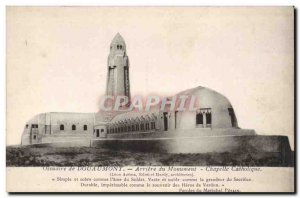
<box><xmin>106</xmin><ymin>33</ymin><xmax>130</xmax><ymax>105</ymax></box>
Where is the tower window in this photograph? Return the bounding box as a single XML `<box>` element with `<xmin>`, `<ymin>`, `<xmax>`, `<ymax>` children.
<box><xmin>117</xmin><ymin>45</ymin><xmax>119</xmax><ymax>49</ymax></box>
<box><xmin>83</xmin><ymin>125</ymin><xmax>87</xmax><ymax>131</ymax></box>
<box><xmin>60</xmin><ymin>124</ymin><xmax>64</xmax><ymax>131</ymax></box>
<box><xmin>120</xmin><ymin>45</ymin><xmax>122</xmax><ymax>49</ymax></box>
<box><xmin>72</xmin><ymin>125</ymin><xmax>76</xmax><ymax>131</ymax></box>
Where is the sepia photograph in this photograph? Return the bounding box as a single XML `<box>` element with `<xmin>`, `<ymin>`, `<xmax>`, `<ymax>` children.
<box><xmin>6</xmin><ymin>6</ymin><xmax>295</xmax><ymax>192</ymax></box>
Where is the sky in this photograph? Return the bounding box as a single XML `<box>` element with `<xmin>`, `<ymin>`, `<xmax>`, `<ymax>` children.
<box><xmin>6</xmin><ymin>7</ymin><xmax>294</xmax><ymax>148</ymax></box>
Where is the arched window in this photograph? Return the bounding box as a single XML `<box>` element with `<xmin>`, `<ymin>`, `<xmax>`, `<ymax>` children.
<box><xmin>117</xmin><ymin>45</ymin><xmax>119</xmax><ymax>49</ymax></box>
<box><xmin>206</xmin><ymin>112</ymin><xmax>212</xmax><ymax>125</ymax></box>
<box><xmin>72</xmin><ymin>125</ymin><xmax>76</xmax><ymax>131</ymax></box>
<box><xmin>151</xmin><ymin>122</ymin><xmax>155</xmax><ymax>129</ymax></box>
<box><xmin>132</xmin><ymin>125</ymin><xmax>135</xmax><ymax>131</ymax></box>
<box><xmin>228</xmin><ymin>108</ymin><xmax>237</xmax><ymax>127</ymax></box>
<box><xmin>120</xmin><ymin>45</ymin><xmax>122</xmax><ymax>49</ymax></box>
<box><xmin>83</xmin><ymin>125</ymin><xmax>87</xmax><ymax>131</ymax></box>
<box><xmin>196</xmin><ymin>112</ymin><xmax>203</xmax><ymax>125</ymax></box>
<box><xmin>60</xmin><ymin>124</ymin><xmax>64</xmax><ymax>131</ymax></box>
<box><xmin>141</xmin><ymin>123</ymin><xmax>145</xmax><ymax>130</ymax></box>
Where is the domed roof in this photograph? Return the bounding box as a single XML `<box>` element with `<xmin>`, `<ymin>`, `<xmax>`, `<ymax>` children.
<box><xmin>175</xmin><ymin>86</ymin><xmax>239</xmax><ymax>128</ymax></box>
<box><xmin>175</xmin><ymin>86</ymin><xmax>233</xmax><ymax>109</ymax></box>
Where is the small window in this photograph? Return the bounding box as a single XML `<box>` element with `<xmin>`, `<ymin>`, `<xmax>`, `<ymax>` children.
<box><xmin>117</xmin><ymin>45</ymin><xmax>119</xmax><ymax>49</ymax></box>
<box><xmin>141</xmin><ymin>123</ymin><xmax>145</xmax><ymax>130</ymax></box>
<box><xmin>228</xmin><ymin>108</ymin><xmax>238</xmax><ymax>127</ymax></box>
<box><xmin>83</xmin><ymin>125</ymin><xmax>87</xmax><ymax>131</ymax></box>
<box><xmin>120</xmin><ymin>45</ymin><xmax>122</xmax><ymax>49</ymax></box>
<box><xmin>151</xmin><ymin>122</ymin><xmax>155</xmax><ymax>130</ymax></box>
<box><xmin>26</xmin><ymin>124</ymin><xmax>28</xmax><ymax>129</ymax></box>
<box><xmin>196</xmin><ymin>113</ymin><xmax>203</xmax><ymax>125</ymax></box>
<box><xmin>72</xmin><ymin>125</ymin><xmax>76</xmax><ymax>131</ymax></box>
<box><xmin>101</xmin><ymin>129</ymin><xmax>104</xmax><ymax>132</ymax></box>
<box><xmin>33</xmin><ymin>135</ymin><xmax>36</xmax><ymax>140</ymax></box>
<box><xmin>206</xmin><ymin>112</ymin><xmax>212</xmax><ymax>125</ymax></box>
<box><xmin>60</xmin><ymin>124</ymin><xmax>64</xmax><ymax>131</ymax></box>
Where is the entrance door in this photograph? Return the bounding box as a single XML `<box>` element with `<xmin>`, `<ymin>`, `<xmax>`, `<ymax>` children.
<box><xmin>163</xmin><ymin>112</ymin><xmax>168</xmax><ymax>131</ymax></box>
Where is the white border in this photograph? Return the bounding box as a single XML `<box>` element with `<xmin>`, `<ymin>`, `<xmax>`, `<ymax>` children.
<box><xmin>1</xmin><ymin>1</ymin><xmax>298</xmax><ymax>197</ymax></box>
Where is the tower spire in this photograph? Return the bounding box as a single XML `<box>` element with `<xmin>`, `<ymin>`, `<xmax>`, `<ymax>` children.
<box><xmin>105</xmin><ymin>33</ymin><xmax>130</xmax><ymax>106</ymax></box>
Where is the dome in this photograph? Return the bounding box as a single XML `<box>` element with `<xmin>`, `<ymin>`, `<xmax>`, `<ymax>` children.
<box><xmin>175</xmin><ymin>86</ymin><xmax>239</xmax><ymax>129</ymax></box>
<box><xmin>176</xmin><ymin>86</ymin><xmax>233</xmax><ymax>110</ymax></box>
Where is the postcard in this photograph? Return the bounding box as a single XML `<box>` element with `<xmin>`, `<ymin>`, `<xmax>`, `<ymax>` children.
<box><xmin>6</xmin><ymin>6</ymin><xmax>295</xmax><ymax>193</ymax></box>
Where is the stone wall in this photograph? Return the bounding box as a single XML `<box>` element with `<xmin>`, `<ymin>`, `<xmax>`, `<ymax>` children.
<box><xmin>21</xmin><ymin>112</ymin><xmax>95</xmax><ymax>145</ymax></box>
<box><xmin>91</xmin><ymin>135</ymin><xmax>293</xmax><ymax>166</ymax></box>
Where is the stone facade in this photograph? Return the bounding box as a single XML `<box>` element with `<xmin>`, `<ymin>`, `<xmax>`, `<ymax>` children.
<box><xmin>106</xmin><ymin>33</ymin><xmax>130</xmax><ymax>101</ymax></box>
<box><xmin>22</xmin><ymin>33</ymin><xmax>289</xmax><ymax>151</ymax></box>
<box><xmin>21</xmin><ymin>112</ymin><xmax>95</xmax><ymax>145</ymax></box>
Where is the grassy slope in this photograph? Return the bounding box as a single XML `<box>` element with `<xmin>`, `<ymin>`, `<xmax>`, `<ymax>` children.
<box><xmin>6</xmin><ymin>146</ymin><xmax>293</xmax><ymax>167</ymax></box>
